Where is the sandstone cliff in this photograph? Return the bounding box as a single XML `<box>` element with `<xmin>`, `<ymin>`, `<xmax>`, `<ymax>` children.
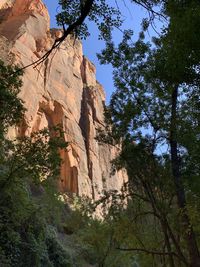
<box><xmin>0</xmin><ymin>0</ymin><xmax>127</xmax><ymax>199</ymax></box>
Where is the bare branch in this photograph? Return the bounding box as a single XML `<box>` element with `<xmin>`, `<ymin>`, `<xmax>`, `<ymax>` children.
<box><xmin>132</xmin><ymin>0</ymin><xmax>167</xmax><ymax>21</ymax></box>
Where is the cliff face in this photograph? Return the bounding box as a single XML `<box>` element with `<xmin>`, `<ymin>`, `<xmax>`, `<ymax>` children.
<box><xmin>0</xmin><ymin>0</ymin><xmax>127</xmax><ymax>199</ymax></box>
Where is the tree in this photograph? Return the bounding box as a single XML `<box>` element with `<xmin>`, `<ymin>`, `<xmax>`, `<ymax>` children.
<box><xmin>0</xmin><ymin>61</ymin><xmax>71</xmax><ymax>266</ymax></box>
<box><xmin>0</xmin><ymin>60</ymin><xmax>25</xmax><ymax>137</ymax></box>
<box><xmin>97</xmin><ymin>1</ymin><xmax>200</xmax><ymax>266</ymax></box>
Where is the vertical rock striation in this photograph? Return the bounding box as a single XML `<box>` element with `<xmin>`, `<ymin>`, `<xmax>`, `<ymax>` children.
<box><xmin>0</xmin><ymin>0</ymin><xmax>127</xmax><ymax>199</ymax></box>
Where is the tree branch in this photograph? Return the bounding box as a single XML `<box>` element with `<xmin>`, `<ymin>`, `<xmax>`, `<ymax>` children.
<box><xmin>116</xmin><ymin>246</ymin><xmax>180</xmax><ymax>259</ymax></box>
<box><xmin>19</xmin><ymin>0</ymin><xmax>95</xmax><ymax>72</ymax></box>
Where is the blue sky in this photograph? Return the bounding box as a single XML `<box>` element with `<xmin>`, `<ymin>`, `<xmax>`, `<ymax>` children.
<box><xmin>43</xmin><ymin>1</ymin><xmax>151</xmax><ymax>102</ymax></box>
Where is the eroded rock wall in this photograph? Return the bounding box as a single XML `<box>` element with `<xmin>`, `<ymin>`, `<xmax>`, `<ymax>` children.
<box><xmin>0</xmin><ymin>0</ymin><xmax>127</xmax><ymax>199</ymax></box>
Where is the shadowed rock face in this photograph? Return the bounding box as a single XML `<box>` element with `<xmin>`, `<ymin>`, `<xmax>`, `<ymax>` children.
<box><xmin>0</xmin><ymin>0</ymin><xmax>127</xmax><ymax>199</ymax></box>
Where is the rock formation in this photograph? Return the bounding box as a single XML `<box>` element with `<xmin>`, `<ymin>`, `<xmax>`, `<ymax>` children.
<box><xmin>0</xmin><ymin>0</ymin><xmax>127</xmax><ymax>199</ymax></box>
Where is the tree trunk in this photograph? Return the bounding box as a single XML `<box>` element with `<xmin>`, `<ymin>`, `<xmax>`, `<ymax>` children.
<box><xmin>170</xmin><ymin>86</ymin><xmax>200</xmax><ymax>267</ymax></box>
<box><xmin>161</xmin><ymin>221</ymin><xmax>175</xmax><ymax>267</ymax></box>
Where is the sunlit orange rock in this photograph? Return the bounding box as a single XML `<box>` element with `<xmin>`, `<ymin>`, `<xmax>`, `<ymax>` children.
<box><xmin>0</xmin><ymin>0</ymin><xmax>127</xmax><ymax>199</ymax></box>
